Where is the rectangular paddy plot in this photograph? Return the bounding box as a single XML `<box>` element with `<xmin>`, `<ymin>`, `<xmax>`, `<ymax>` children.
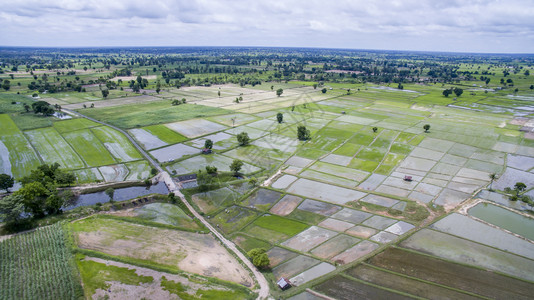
<box><xmin>270</xmin><ymin>195</ymin><xmax>303</xmax><ymax>216</ymax></box>
<box><xmin>314</xmin><ymin>275</ymin><xmax>412</xmax><ymax>300</ymax></box>
<box><xmin>468</xmin><ymin>202</ymin><xmax>534</xmax><ymax>240</ymax></box>
<box><xmin>272</xmin><ymin>255</ymin><xmax>320</xmax><ymax>280</ymax></box>
<box><xmin>281</xmin><ymin>226</ymin><xmax>338</xmax><ymax>252</ymax></box>
<box><xmin>211</xmin><ymin>205</ymin><xmax>261</xmax><ymax>234</ymax></box>
<box><xmin>286</xmin><ymin>178</ymin><xmax>367</xmax><ymax>205</ymax></box>
<box><xmin>347</xmin><ymin>265</ymin><xmax>478</xmax><ymax>300</ymax></box>
<box><xmin>289</xmin><ymin>262</ymin><xmax>336</xmax><ymax>286</ymax></box>
<box><xmin>331</xmin><ymin>240</ymin><xmax>380</xmax><ymax>265</ymax></box>
<box><xmin>91</xmin><ymin>126</ymin><xmax>143</xmax><ymax>162</ymax></box>
<box><xmin>400</xmin><ymin>229</ymin><xmax>534</xmax><ymax>281</ymax></box>
<box><xmin>430</xmin><ymin>213</ymin><xmax>534</xmax><ymax>260</ymax></box>
<box><xmin>150</xmin><ymin>143</ymin><xmax>199</xmax><ymax>162</ymax></box>
<box><xmin>266</xmin><ymin>247</ymin><xmax>299</xmax><ymax>268</ymax></box>
<box><xmin>310</xmin><ymin>234</ymin><xmax>360</xmax><ymax>259</ymax></box>
<box><xmin>165</xmin><ymin>119</ymin><xmax>227</xmax><ymax>138</ymax></box>
<box><xmin>241</xmin><ymin>188</ymin><xmax>282</xmax><ymax>210</ymax></box>
<box><xmin>63</xmin><ymin>129</ymin><xmax>116</xmax><ymax>167</ymax></box>
<box><xmin>244</xmin><ymin>214</ymin><xmax>309</xmax><ymax>243</ymax></box>
<box><xmin>129</xmin><ymin>128</ymin><xmax>168</xmax><ymax>150</ymax></box>
<box><xmin>366</xmin><ymin>247</ymin><xmax>534</xmax><ymax>300</ymax></box>
<box><xmin>25</xmin><ymin>127</ymin><xmax>85</xmax><ymax>169</ymax></box>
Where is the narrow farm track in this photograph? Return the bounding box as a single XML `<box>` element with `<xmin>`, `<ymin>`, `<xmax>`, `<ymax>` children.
<box><xmin>64</xmin><ymin>108</ymin><xmax>271</xmax><ymax>299</ymax></box>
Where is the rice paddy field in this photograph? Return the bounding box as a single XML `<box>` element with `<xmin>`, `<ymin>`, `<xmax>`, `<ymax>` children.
<box><xmin>2</xmin><ymin>57</ymin><xmax>534</xmax><ymax>299</ymax></box>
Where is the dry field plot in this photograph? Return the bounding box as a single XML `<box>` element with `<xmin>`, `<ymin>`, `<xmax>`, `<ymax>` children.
<box><xmin>72</xmin><ymin>217</ymin><xmax>253</xmax><ymax>286</ymax></box>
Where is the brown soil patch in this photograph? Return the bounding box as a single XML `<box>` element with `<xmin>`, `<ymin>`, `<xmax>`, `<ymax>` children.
<box><xmin>75</xmin><ymin>220</ymin><xmax>252</xmax><ymax>286</ymax></box>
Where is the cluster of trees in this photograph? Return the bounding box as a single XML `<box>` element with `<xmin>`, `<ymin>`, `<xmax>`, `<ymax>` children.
<box><xmin>297</xmin><ymin>125</ymin><xmax>311</xmax><ymax>141</ymax></box>
<box><xmin>442</xmin><ymin>87</ymin><xmax>463</xmax><ymax>97</ymax></box>
<box><xmin>0</xmin><ymin>164</ymin><xmax>76</xmax><ymax>230</ymax></box>
<box><xmin>247</xmin><ymin>248</ymin><xmax>270</xmax><ymax>269</ymax></box>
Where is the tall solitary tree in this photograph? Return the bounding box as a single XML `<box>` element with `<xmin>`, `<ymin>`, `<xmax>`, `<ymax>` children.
<box><xmin>204</xmin><ymin>139</ymin><xmax>213</xmax><ymax>150</ymax></box>
<box><xmin>237</xmin><ymin>132</ymin><xmax>250</xmax><ymax>146</ymax></box>
<box><xmin>442</xmin><ymin>89</ymin><xmax>452</xmax><ymax>97</ymax></box>
<box><xmin>423</xmin><ymin>124</ymin><xmax>431</xmax><ymax>133</ymax></box>
<box><xmin>276</xmin><ymin>88</ymin><xmax>284</xmax><ymax>97</ymax></box>
<box><xmin>297</xmin><ymin>125</ymin><xmax>311</xmax><ymax>141</ymax></box>
<box><xmin>101</xmin><ymin>89</ymin><xmax>109</xmax><ymax>98</ymax></box>
<box><xmin>230</xmin><ymin>159</ymin><xmax>244</xmax><ymax>176</ymax></box>
<box><xmin>276</xmin><ymin>112</ymin><xmax>283</xmax><ymax>124</ymax></box>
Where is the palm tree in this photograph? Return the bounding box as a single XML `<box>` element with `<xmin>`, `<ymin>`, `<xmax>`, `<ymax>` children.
<box><xmin>488</xmin><ymin>173</ymin><xmax>497</xmax><ymax>191</ymax></box>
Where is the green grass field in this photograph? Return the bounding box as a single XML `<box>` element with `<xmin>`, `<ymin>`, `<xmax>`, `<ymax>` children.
<box><xmin>252</xmin><ymin>214</ymin><xmax>309</xmax><ymax>236</ymax></box>
<box><xmin>91</xmin><ymin>126</ymin><xmax>143</xmax><ymax>162</ymax></box>
<box><xmin>142</xmin><ymin>124</ymin><xmax>188</xmax><ymax>144</ymax></box>
<box><xmin>53</xmin><ymin>118</ymin><xmax>100</xmax><ymax>133</ymax></box>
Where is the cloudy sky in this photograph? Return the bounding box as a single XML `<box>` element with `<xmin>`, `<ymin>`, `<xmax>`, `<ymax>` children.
<box><xmin>1</xmin><ymin>0</ymin><xmax>533</xmax><ymax>53</ymax></box>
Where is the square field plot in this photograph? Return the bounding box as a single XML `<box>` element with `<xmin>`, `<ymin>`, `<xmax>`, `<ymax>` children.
<box><xmin>241</xmin><ymin>188</ymin><xmax>283</xmax><ymax>210</ymax></box>
<box><xmin>281</xmin><ymin>226</ymin><xmax>338</xmax><ymax>252</ymax></box>
<box><xmin>165</xmin><ymin>119</ymin><xmax>227</xmax><ymax>138</ymax></box>
<box><xmin>150</xmin><ymin>143</ymin><xmax>199</xmax><ymax>162</ymax></box>
<box><xmin>331</xmin><ymin>240</ymin><xmax>380</xmax><ymax>265</ymax></box>
<box><xmin>270</xmin><ymin>195</ymin><xmax>303</xmax><ymax>216</ymax></box>
<box><xmin>297</xmin><ymin>199</ymin><xmax>342</xmax><ymax>216</ymax></box>
<box><xmin>331</xmin><ymin>208</ymin><xmax>372</xmax><ymax>224</ymax></box>
<box><xmin>129</xmin><ymin>128</ymin><xmax>167</xmax><ymax>150</ymax></box>
<box><xmin>271</xmin><ymin>175</ymin><xmax>298</xmax><ymax>189</ymax></box>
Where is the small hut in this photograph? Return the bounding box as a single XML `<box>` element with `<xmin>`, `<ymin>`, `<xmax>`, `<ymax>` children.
<box><xmin>277</xmin><ymin>278</ymin><xmax>291</xmax><ymax>290</ymax></box>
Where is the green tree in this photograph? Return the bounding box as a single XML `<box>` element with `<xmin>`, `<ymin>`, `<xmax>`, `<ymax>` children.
<box><xmin>276</xmin><ymin>112</ymin><xmax>283</xmax><ymax>124</ymax></box>
<box><xmin>197</xmin><ymin>169</ymin><xmax>214</xmax><ymax>192</ymax></box>
<box><xmin>276</xmin><ymin>88</ymin><xmax>284</xmax><ymax>97</ymax></box>
<box><xmin>321</xmin><ymin>88</ymin><xmax>327</xmax><ymax>93</ymax></box>
<box><xmin>105</xmin><ymin>188</ymin><xmax>114</xmax><ymax>200</ymax></box>
<box><xmin>230</xmin><ymin>159</ymin><xmax>244</xmax><ymax>176</ymax></box>
<box><xmin>217</xmin><ymin>90</ymin><xmax>221</xmax><ymax>97</ymax></box>
<box><xmin>151</xmin><ymin>168</ymin><xmax>158</xmax><ymax>176</ymax></box>
<box><xmin>453</xmin><ymin>87</ymin><xmax>463</xmax><ymax>97</ymax></box>
<box><xmin>313</xmin><ymin>83</ymin><xmax>318</xmax><ymax>89</ymax></box>
<box><xmin>205</xmin><ymin>165</ymin><xmax>218</xmax><ymax>175</ymax></box>
<box><xmin>101</xmin><ymin>89</ymin><xmax>109</xmax><ymax>98</ymax></box>
<box><xmin>204</xmin><ymin>139</ymin><xmax>213</xmax><ymax>150</ymax></box>
<box><xmin>0</xmin><ymin>194</ymin><xmax>26</xmax><ymax>227</ymax></box>
<box><xmin>2</xmin><ymin>79</ymin><xmax>10</xmax><ymax>91</ymax></box>
<box><xmin>247</xmin><ymin>248</ymin><xmax>270</xmax><ymax>269</ymax></box>
<box><xmin>442</xmin><ymin>89</ymin><xmax>452</xmax><ymax>97</ymax></box>
<box><xmin>423</xmin><ymin>124</ymin><xmax>431</xmax><ymax>133</ymax></box>
<box><xmin>514</xmin><ymin>182</ymin><xmax>526</xmax><ymax>195</ymax></box>
<box><xmin>372</xmin><ymin>127</ymin><xmax>378</xmax><ymax>133</ymax></box>
<box><xmin>15</xmin><ymin>182</ymin><xmax>49</xmax><ymax>217</ymax></box>
<box><xmin>237</xmin><ymin>132</ymin><xmax>250</xmax><ymax>146</ymax></box>
<box><xmin>488</xmin><ymin>173</ymin><xmax>497</xmax><ymax>191</ymax></box>
<box><xmin>0</xmin><ymin>173</ymin><xmax>15</xmax><ymax>192</ymax></box>
<box><xmin>297</xmin><ymin>125</ymin><xmax>310</xmax><ymax>141</ymax></box>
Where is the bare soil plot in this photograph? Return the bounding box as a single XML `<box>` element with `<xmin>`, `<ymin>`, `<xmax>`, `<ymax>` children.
<box><xmin>331</xmin><ymin>208</ymin><xmax>372</xmax><ymax>224</ymax></box>
<box><xmin>287</xmin><ymin>178</ymin><xmax>367</xmax><ymax>205</ymax></box>
<box><xmin>370</xmin><ymin>231</ymin><xmax>398</xmax><ymax>243</ymax></box>
<box><xmin>385</xmin><ymin>221</ymin><xmax>415</xmax><ymax>235</ymax></box>
<box><xmin>314</xmin><ymin>275</ymin><xmax>412</xmax><ymax>300</ymax></box>
<box><xmin>347</xmin><ymin>264</ymin><xmax>479</xmax><ymax>300</ymax></box>
<box><xmin>331</xmin><ymin>240</ymin><xmax>380</xmax><ymax>265</ymax></box>
<box><xmin>165</xmin><ymin>119</ymin><xmax>227</xmax><ymax>138</ymax></box>
<box><xmin>267</xmin><ymin>247</ymin><xmax>299</xmax><ymax>268</ymax></box>
<box><xmin>269</xmin><ymin>195</ymin><xmax>303</xmax><ymax>216</ymax></box>
<box><xmin>345</xmin><ymin>225</ymin><xmax>378</xmax><ymax>239</ymax></box>
<box><xmin>310</xmin><ymin>234</ymin><xmax>360</xmax><ymax>259</ymax></box>
<box><xmin>400</xmin><ymin>229</ymin><xmax>534</xmax><ymax>281</ymax></box>
<box><xmin>289</xmin><ymin>262</ymin><xmax>336</xmax><ymax>286</ymax></box>
<box><xmin>297</xmin><ymin>199</ymin><xmax>342</xmax><ymax>216</ymax></box>
<box><xmin>272</xmin><ymin>255</ymin><xmax>320</xmax><ymax>279</ymax></box>
<box><xmin>129</xmin><ymin>128</ymin><xmax>167</xmax><ymax>150</ymax></box>
<box><xmin>358</xmin><ymin>174</ymin><xmax>387</xmax><ymax>190</ymax></box>
<box><xmin>72</xmin><ymin>218</ymin><xmax>252</xmax><ymax>286</ymax></box>
<box><xmin>318</xmin><ymin>218</ymin><xmax>354</xmax><ymax>232</ymax></box>
<box><xmin>281</xmin><ymin>226</ymin><xmax>338</xmax><ymax>252</ymax></box>
<box><xmin>368</xmin><ymin>247</ymin><xmax>534</xmax><ymax>300</ymax></box>
<box><xmin>431</xmin><ymin>213</ymin><xmax>534</xmax><ymax>260</ymax></box>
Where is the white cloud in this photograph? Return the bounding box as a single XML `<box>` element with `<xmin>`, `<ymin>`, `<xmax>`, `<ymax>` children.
<box><xmin>0</xmin><ymin>0</ymin><xmax>533</xmax><ymax>52</ymax></box>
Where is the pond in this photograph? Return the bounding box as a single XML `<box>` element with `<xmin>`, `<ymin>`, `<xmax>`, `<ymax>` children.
<box><xmin>469</xmin><ymin>202</ymin><xmax>534</xmax><ymax>240</ymax></box>
<box><xmin>63</xmin><ymin>181</ymin><xmax>169</xmax><ymax>211</ymax></box>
